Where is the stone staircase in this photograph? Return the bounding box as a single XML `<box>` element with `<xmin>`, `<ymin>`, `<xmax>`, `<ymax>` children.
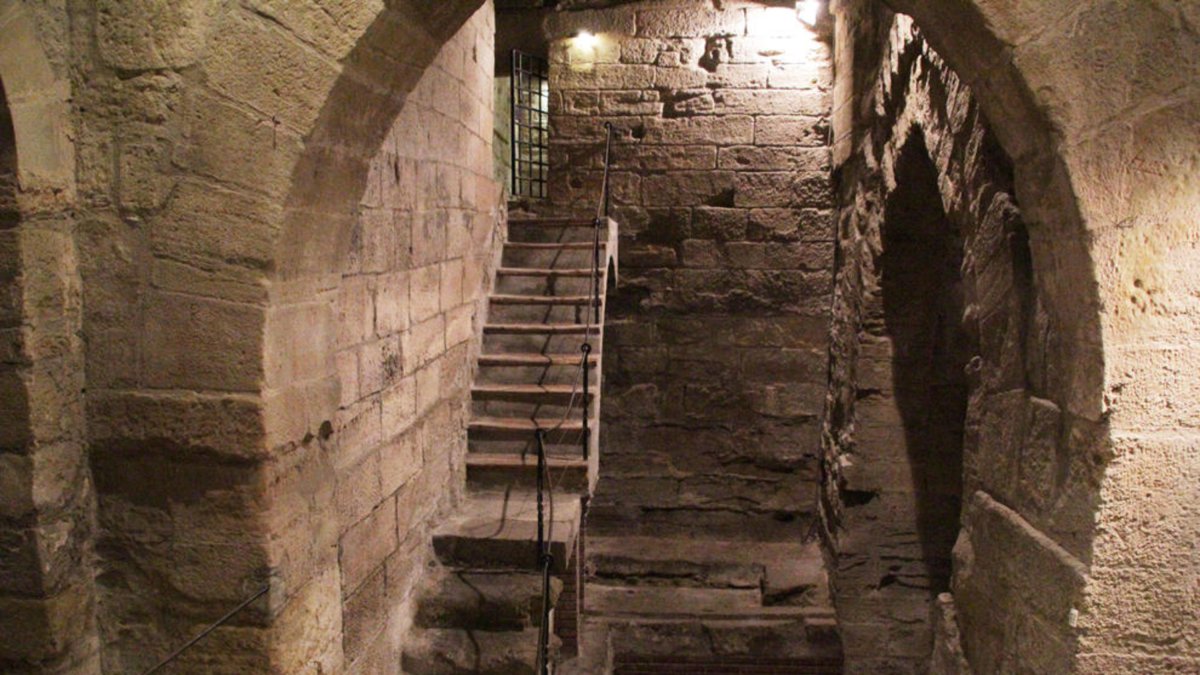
<box><xmin>403</xmin><ymin>216</ymin><xmax>617</xmax><ymax>674</ymax></box>
<box><xmin>571</xmin><ymin>535</ymin><xmax>844</xmax><ymax>674</ymax></box>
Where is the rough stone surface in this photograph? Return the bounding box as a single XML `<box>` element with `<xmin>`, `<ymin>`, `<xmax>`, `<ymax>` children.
<box><xmin>0</xmin><ymin>4</ymin><xmax>97</xmax><ymax>672</ymax></box>
<box><xmin>2</xmin><ymin>0</ymin><xmax>1199</xmax><ymax>672</ymax></box>
<box><xmin>823</xmin><ymin>5</ymin><xmax>1115</xmax><ymax>673</ymax></box>
<box><xmin>542</xmin><ymin>0</ymin><xmax>835</xmax><ymax>542</ymax></box>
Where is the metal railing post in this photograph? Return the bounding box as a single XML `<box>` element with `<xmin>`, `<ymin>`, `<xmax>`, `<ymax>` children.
<box><xmin>581</xmin><ymin>343</ymin><xmax>592</xmax><ymax>461</ymax></box>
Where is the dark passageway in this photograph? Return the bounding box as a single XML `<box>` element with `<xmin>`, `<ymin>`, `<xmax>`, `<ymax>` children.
<box><xmin>879</xmin><ymin>133</ymin><xmax>969</xmax><ymax>595</ymax></box>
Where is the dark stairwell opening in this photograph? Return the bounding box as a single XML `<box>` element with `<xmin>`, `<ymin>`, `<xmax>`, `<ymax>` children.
<box><xmin>878</xmin><ymin>132</ymin><xmax>969</xmax><ymax>597</ymax></box>
<box><xmin>0</xmin><ymin>80</ymin><xmax>17</xmax><ymax>229</ymax></box>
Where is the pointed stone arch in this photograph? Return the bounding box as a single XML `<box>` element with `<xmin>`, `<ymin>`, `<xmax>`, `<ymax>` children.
<box><xmin>842</xmin><ymin>1</ymin><xmax>1200</xmax><ymax>670</ymax></box>
<box><xmin>0</xmin><ymin>2</ymin><xmax>95</xmax><ymax>671</ymax></box>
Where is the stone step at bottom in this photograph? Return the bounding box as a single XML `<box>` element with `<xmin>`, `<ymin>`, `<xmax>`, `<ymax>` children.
<box><xmin>611</xmin><ymin>655</ymin><xmax>843</xmax><ymax>675</ymax></box>
<box><xmin>432</xmin><ymin>491</ymin><xmax>581</xmax><ymax>574</ymax></box>
<box><xmin>402</xmin><ymin>626</ymin><xmax>558</xmax><ymax>675</ymax></box>
<box><xmin>594</xmin><ymin>615</ymin><xmax>842</xmax><ymax>665</ymax></box>
<box><xmin>586</xmin><ymin>585</ymin><xmax>764</xmax><ymax>616</ymax></box>
<box><xmin>586</xmin><ymin>535</ymin><xmax>830</xmax><ymax>606</ymax></box>
<box><xmin>415</xmin><ymin>569</ymin><xmax>562</xmax><ymax>632</ymax></box>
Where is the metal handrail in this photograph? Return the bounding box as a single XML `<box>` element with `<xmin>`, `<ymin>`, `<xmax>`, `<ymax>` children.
<box><xmin>535</xmin><ymin>552</ymin><xmax>555</xmax><ymax>675</ymax></box>
<box><xmin>583</xmin><ymin>122</ymin><xmax>614</xmax><ymax>459</ymax></box>
<box><xmin>531</xmin><ymin>121</ymin><xmax>616</xmax><ymax>674</ymax></box>
<box><xmin>142</xmin><ymin>583</ymin><xmax>270</xmax><ymax>674</ymax></box>
<box><xmin>534</xmin><ymin>429</ymin><xmax>553</xmax><ymax>675</ymax></box>
<box><xmin>595</xmin><ymin>121</ymin><xmax>615</xmax><ymax>224</ymax></box>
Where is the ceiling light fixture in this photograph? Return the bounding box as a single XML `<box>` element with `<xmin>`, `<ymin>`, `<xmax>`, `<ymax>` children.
<box><xmin>575</xmin><ymin>31</ymin><xmax>599</xmax><ymax>50</ymax></box>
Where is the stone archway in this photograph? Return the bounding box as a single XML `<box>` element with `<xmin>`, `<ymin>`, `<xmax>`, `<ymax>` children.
<box><xmin>69</xmin><ymin>1</ymin><xmax>494</xmax><ymax>670</ymax></box>
<box><xmin>840</xmin><ymin>1</ymin><xmax>1200</xmax><ymax>670</ymax></box>
<box><xmin>0</xmin><ymin>2</ymin><xmax>93</xmax><ymax>671</ymax></box>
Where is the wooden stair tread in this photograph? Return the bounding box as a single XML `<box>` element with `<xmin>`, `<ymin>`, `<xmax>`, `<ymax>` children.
<box><xmin>508</xmin><ymin>217</ymin><xmax>597</xmax><ymax>227</ymax></box>
<box><xmin>478</xmin><ymin>353</ymin><xmax>598</xmax><ymax>366</ymax></box>
<box><xmin>467</xmin><ymin>454</ymin><xmax>588</xmax><ymax>470</ymax></box>
<box><xmin>505</xmin><ymin>241</ymin><xmax>604</xmax><ymax>250</ymax></box>
<box><xmin>497</xmin><ymin>267</ymin><xmax>593</xmax><ymax>277</ymax></box>
<box><xmin>467</xmin><ymin>453</ymin><xmax>590</xmax><ymax>492</ymax></box>
<box><xmin>469</xmin><ymin>416</ymin><xmax>586</xmax><ymax>432</ymax></box>
<box><xmin>483</xmin><ymin>323</ymin><xmax>600</xmax><ymax>334</ymax></box>
<box><xmin>490</xmin><ymin>294</ymin><xmax>600</xmax><ymax>305</ymax></box>
<box><xmin>472</xmin><ymin>383</ymin><xmax>593</xmax><ymax>399</ymax></box>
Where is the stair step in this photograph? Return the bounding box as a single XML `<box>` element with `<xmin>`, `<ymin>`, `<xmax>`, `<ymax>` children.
<box><xmin>589</xmin><ymin>602</ymin><xmax>836</xmax><ymax>624</ymax></box>
<box><xmin>469</xmin><ymin>417</ymin><xmax>587</xmax><ymax>441</ymax></box>
<box><xmin>467</xmin><ymin>454</ymin><xmax>589</xmax><ymax>492</ymax></box>
<box><xmin>415</xmin><ymin>569</ymin><xmax>561</xmax><ymax>631</ymax></box>
<box><xmin>484</xmin><ymin>323</ymin><xmax>600</xmax><ymax>335</ymax></box>
<box><xmin>586</xmin><ymin>535</ymin><xmax>829</xmax><ymax>606</ymax></box>
<box><xmin>479</xmin><ymin>353</ymin><xmax>598</xmax><ymax>367</ymax></box>
<box><xmin>490</xmin><ymin>294</ymin><xmax>600</xmax><ymax>306</ymax></box>
<box><xmin>587</xmin><ymin>586</ymin><xmax>763</xmax><ymax>617</ymax></box>
<box><xmin>505</xmin><ymin>241</ymin><xmax>604</xmax><ymax>250</ymax></box>
<box><xmin>497</xmin><ymin>267</ymin><xmax>593</xmax><ymax>277</ymax></box>
<box><xmin>588</xmin><ymin>554</ymin><xmax>763</xmax><ymax>590</ymax></box>
<box><xmin>402</xmin><ymin>627</ymin><xmax>547</xmax><ymax>675</ymax></box>
<box><xmin>472</xmin><ymin>384</ymin><xmax>592</xmax><ymax>403</ymax></box>
<box><xmin>432</xmin><ymin>491</ymin><xmax>581</xmax><ymax>573</ymax></box>
<box><xmin>509</xmin><ymin>217</ymin><xmax>597</xmax><ymax>227</ymax></box>
<box><xmin>605</xmin><ymin>617</ymin><xmax>843</xmax><ymax>662</ymax></box>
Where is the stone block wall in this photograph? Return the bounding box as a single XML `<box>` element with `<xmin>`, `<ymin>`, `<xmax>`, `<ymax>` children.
<box><xmin>542</xmin><ymin>0</ymin><xmax>836</xmax><ymax>539</ymax></box>
<box><xmin>23</xmin><ymin>0</ymin><xmax>500</xmax><ymax>672</ymax></box>
<box><xmin>0</xmin><ymin>3</ymin><xmax>97</xmax><ymax>672</ymax></box>
<box><xmin>327</xmin><ymin>10</ymin><xmax>501</xmax><ymax>669</ymax></box>
<box><xmin>825</xmin><ymin>5</ymin><xmax>1102</xmax><ymax>672</ymax></box>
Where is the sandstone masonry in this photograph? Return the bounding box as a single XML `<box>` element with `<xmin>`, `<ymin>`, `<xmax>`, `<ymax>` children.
<box><xmin>543</xmin><ymin>0</ymin><xmax>836</xmax><ymax>542</ymax></box>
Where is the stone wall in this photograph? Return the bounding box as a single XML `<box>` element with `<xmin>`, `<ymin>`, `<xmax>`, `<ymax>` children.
<box><xmin>62</xmin><ymin>1</ymin><xmax>498</xmax><ymax>672</ymax></box>
<box><xmin>825</xmin><ymin>5</ymin><xmax>1101</xmax><ymax>672</ymax></box>
<box><xmin>543</xmin><ymin>0</ymin><xmax>836</xmax><ymax>540</ymax></box>
<box><xmin>0</xmin><ymin>2</ymin><xmax>96</xmax><ymax>672</ymax></box>
<box><xmin>328</xmin><ymin>10</ymin><xmax>501</xmax><ymax>669</ymax></box>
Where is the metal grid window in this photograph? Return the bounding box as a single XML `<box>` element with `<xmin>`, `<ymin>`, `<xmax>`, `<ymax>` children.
<box><xmin>511</xmin><ymin>50</ymin><xmax>549</xmax><ymax>199</ymax></box>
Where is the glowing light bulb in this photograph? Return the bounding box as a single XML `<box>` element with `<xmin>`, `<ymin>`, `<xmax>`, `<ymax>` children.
<box><xmin>796</xmin><ymin>0</ymin><xmax>820</xmax><ymax>27</ymax></box>
<box><xmin>575</xmin><ymin>31</ymin><xmax>599</xmax><ymax>50</ymax></box>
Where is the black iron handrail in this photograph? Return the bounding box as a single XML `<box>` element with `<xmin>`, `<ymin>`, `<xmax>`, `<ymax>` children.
<box><xmin>582</xmin><ymin>122</ymin><xmax>614</xmax><ymax>460</ymax></box>
<box><xmin>142</xmin><ymin>583</ymin><xmax>270</xmax><ymax>674</ymax></box>
<box><xmin>534</xmin><ymin>429</ymin><xmax>553</xmax><ymax>675</ymax></box>
<box><xmin>531</xmin><ymin>121</ymin><xmax>615</xmax><ymax>674</ymax></box>
<box><xmin>595</xmin><ymin>121</ymin><xmax>614</xmax><ymax>224</ymax></box>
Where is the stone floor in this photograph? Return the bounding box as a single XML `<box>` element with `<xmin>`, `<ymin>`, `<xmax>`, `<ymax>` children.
<box><xmin>563</xmin><ymin>531</ymin><xmax>843</xmax><ymax>674</ymax></box>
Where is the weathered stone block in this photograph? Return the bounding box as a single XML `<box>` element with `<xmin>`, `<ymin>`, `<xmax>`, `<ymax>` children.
<box><xmin>718</xmin><ymin>145</ymin><xmax>829</xmax><ymax>172</ymax></box>
<box><xmin>97</xmin><ymin>0</ymin><xmax>218</xmax><ymax>69</ymax></box>
<box><xmin>544</xmin><ymin>9</ymin><xmax>637</xmax><ymax>40</ymax></box>
<box><xmin>552</xmin><ymin>63</ymin><xmax>656</xmax><ymax>91</ymax></box>
<box><xmin>203</xmin><ymin>8</ymin><xmax>340</xmax><ymax>130</ymax></box>
<box><xmin>636</xmin><ymin>8</ymin><xmax>746</xmax><ymax>38</ymax></box>
<box><xmin>409</xmin><ymin>264</ymin><xmax>440</xmax><ymax>325</ymax></box>
<box><xmin>642</xmin><ymin>115</ymin><xmax>754</xmax><ymax>145</ymax></box>
<box><xmin>642</xmin><ymin>171</ymin><xmax>735</xmax><ymax>207</ymax></box>
<box><xmin>0</xmin><ymin>580</ymin><xmax>93</xmax><ymax>662</ymax></box>
<box><xmin>755</xmin><ymin>115</ymin><xmax>827</xmax><ymax>146</ymax></box>
<box><xmin>340</xmin><ymin>499</ymin><xmax>398</xmax><ymax>596</ymax></box>
<box><xmin>342</xmin><ymin>567</ymin><xmax>387</xmax><ymax>663</ymax></box>
<box><xmin>714</xmin><ymin>89</ymin><xmax>827</xmax><ymax>116</ymax></box>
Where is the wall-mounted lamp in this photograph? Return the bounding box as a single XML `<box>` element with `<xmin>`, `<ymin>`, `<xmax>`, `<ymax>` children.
<box><xmin>796</xmin><ymin>0</ymin><xmax>821</xmax><ymax>28</ymax></box>
<box><xmin>574</xmin><ymin>31</ymin><xmax>599</xmax><ymax>50</ymax></box>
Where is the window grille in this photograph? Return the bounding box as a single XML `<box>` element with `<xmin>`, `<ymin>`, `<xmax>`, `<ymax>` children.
<box><xmin>511</xmin><ymin>50</ymin><xmax>549</xmax><ymax>199</ymax></box>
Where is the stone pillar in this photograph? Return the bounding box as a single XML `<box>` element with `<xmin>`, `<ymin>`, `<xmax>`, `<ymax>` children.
<box><xmin>0</xmin><ymin>2</ymin><xmax>99</xmax><ymax>671</ymax></box>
